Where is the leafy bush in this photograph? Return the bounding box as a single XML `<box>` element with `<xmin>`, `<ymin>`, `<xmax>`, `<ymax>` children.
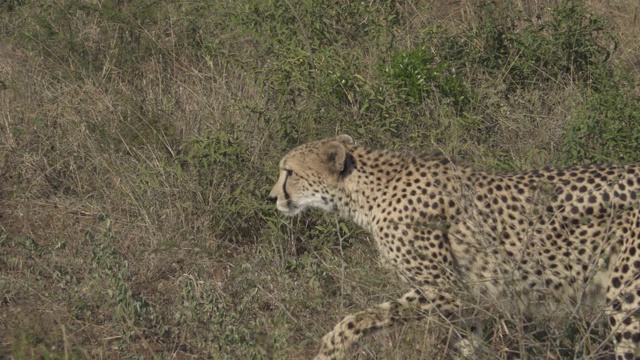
<box><xmin>561</xmin><ymin>77</ymin><xmax>640</xmax><ymax>164</ymax></box>
<box><xmin>179</xmin><ymin>130</ymin><xmax>272</xmax><ymax>242</ymax></box>
<box><xmin>384</xmin><ymin>47</ymin><xmax>472</xmax><ymax>112</ymax></box>
<box><xmin>441</xmin><ymin>0</ymin><xmax>616</xmax><ymax>90</ymax></box>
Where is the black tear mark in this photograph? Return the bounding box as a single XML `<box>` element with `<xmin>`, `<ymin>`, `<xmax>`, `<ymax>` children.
<box><xmin>283</xmin><ymin>171</ymin><xmax>291</xmax><ymax>200</ymax></box>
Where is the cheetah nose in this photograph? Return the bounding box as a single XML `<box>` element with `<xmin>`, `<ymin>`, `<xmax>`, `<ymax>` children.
<box><xmin>267</xmin><ymin>195</ymin><xmax>277</xmax><ymax>203</ymax></box>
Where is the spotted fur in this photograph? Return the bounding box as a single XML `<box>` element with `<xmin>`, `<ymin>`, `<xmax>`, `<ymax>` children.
<box><xmin>269</xmin><ymin>135</ymin><xmax>640</xmax><ymax>360</ymax></box>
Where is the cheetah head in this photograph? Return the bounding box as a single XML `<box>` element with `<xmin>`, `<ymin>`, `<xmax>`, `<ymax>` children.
<box><xmin>269</xmin><ymin>135</ymin><xmax>355</xmax><ymax>216</ymax></box>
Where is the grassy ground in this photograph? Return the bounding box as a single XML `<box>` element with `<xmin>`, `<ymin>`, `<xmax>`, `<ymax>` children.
<box><xmin>1</xmin><ymin>0</ymin><xmax>639</xmax><ymax>359</ymax></box>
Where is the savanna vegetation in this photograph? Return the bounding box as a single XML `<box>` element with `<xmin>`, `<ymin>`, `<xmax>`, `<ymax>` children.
<box><xmin>1</xmin><ymin>0</ymin><xmax>639</xmax><ymax>358</ymax></box>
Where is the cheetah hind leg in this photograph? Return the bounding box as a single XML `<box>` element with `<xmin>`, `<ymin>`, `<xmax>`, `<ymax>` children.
<box><xmin>313</xmin><ymin>287</ymin><xmax>463</xmax><ymax>360</ymax></box>
<box><xmin>607</xmin><ymin>232</ymin><xmax>640</xmax><ymax>359</ymax></box>
<box><xmin>608</xmin><ymin>275</ymin><xmax>640</xmax><ymax>359</ymax></box>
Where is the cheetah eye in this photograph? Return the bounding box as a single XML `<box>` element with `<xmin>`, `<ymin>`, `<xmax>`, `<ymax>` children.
<box><xmin>285</xmin><ymin>169</ymin><xmax>293</xmax><ymax>177</ymax></box>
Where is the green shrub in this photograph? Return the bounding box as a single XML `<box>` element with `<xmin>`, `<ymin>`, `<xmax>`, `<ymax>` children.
<box><xmin>178</xmin><ymin>130</ymin><xmax>272</xmax><ymax>243</ymax></box>
<box><xmin>438</xmin><ymin>0</ymin><xmax>616</xmax><ymax>90</ymax></box>
<box><xmin>383</xmin><ymin>47</ymin><xmax>472</xmax><ymax>112</ymax></box>
<box><xmin>561</xmin><ymin>78</ymin><xmax>640</xmax><ymax>164</ymax></box>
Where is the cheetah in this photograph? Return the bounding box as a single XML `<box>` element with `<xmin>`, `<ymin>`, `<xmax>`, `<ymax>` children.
<box><xmin>269</xmin><ymin>134</ymin><xmax>640</xmax><ymax>360</ymax></box>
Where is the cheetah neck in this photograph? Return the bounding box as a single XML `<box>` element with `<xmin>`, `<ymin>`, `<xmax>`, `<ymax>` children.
<box><xmin>332</xmin><ymin>146</ymin><xmax>407</xmax><ymax>231</ymax></box>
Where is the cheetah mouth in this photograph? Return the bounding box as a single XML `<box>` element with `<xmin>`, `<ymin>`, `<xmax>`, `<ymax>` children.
<box><xmin>276</xmin><ymin>199</ymin><xmax>301</xmax><ymax>216</ymax></box>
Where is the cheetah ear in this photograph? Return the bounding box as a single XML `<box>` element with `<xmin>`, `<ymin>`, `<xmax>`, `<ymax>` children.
<box><xmin>335</xmin><ymin>134</ymin><xmax>353</xmax><ymax>145</ymax></box>
<box><xmin>322</xmin><ymin>141</ymin><xmax>348</xmax><ymax>174</ymax></box>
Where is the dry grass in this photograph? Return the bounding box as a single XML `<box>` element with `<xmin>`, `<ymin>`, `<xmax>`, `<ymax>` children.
<box><xmin>1</xmin><ymin>0</ymin><xmax>639</xmax><ymax>359</ymax></box>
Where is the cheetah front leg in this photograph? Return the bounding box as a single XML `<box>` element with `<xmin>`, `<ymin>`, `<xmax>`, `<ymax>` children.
<box><xmin>314</xmin><ymin>287</ymin><xmax>462</xmax><ymax>360</ymax></box>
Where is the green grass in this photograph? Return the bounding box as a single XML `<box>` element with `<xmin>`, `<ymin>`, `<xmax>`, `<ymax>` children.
<box><xmin>1</xmin><ymin>0</ymin><xmax>639</xmax><ymax>358</ymax></box>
